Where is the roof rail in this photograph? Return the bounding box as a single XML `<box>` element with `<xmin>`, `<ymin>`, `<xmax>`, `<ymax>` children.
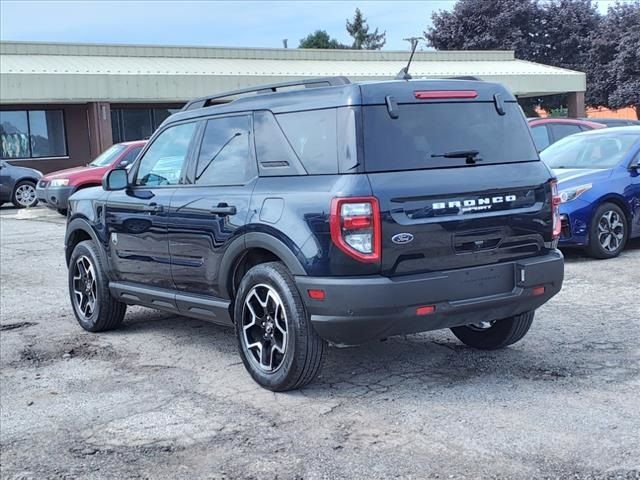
<box><xmin>182</xmin><ymin>76</ymin><xmax>352</xmax><ymax>111</ymax></box>
<box><xmin>445</xmin><ymin>76</ymin><xmax>483</xmax><ymax>81</ymax></box>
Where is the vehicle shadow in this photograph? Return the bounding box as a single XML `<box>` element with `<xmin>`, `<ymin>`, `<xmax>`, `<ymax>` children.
<box><xmin>561</xmin><ymin>236</ymin><xmax>640</xmax><ymax>262</ymax></box>
<box><xmin>116</xmin><ymin>308</ymin><xmax>592</xmax><ymax>397</ymax></box>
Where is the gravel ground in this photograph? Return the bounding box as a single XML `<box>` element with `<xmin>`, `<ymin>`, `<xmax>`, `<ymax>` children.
<box><xmin>1</xmin><ymin>206</ymin><xmax>639</xmax><ymax>480</ymax></box>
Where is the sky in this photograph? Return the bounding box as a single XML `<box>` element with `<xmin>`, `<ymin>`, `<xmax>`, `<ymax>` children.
<box><xmin>0</xmin><ymin>0</ymin><xmax>634</xmax><ymax>51</ymax></box>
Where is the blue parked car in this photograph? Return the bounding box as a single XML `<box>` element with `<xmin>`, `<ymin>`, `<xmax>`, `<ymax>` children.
<box><xmin>541</xmin><ymin>126</ymin><xmax>640</xmax><ymax>258</ymax></box>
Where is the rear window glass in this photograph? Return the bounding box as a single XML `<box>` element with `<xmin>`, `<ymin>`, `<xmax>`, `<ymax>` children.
<box><xmin>363</xmin><ymin>102</ymin><xmax>538</xmax><ymax>172</ymax></box>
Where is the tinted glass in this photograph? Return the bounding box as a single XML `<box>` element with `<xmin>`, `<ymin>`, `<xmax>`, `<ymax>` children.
<box><xmin>531</xmin><ymin>125</ymin><xmax>550</xmax><ymax>151</ymax></box>
<box><xmin>541</xmin><ymin>133</ymin><xmax>639</xmax><ymax>169</ymax></box>
<box><xmin>111</xmin><ymin>110</ymin><xmax>122</xmax><ymax>144</ymax></box>
<box><xmin>195</xmin><ymin>115</ymin><xmax>254</xmax><ymax>185</ymax></box>
<box><xmin>276</xmin><ymin>109</ymin><xmax>338</xmax><ymax>174</ymax></box>
<box><xmin>122</xmin><ymin>109</ymin><xmax>153</xmax><ymax>141</ymax></box>
<box><xmin>136</xmin><ymin>122</ymin><xmax>196</xmax><ymax>186</ymax></box>
<box><xmin>90</xmin><ymin>144</ymin><xmax>127</xmax><ymax>167</ymax></box>
<box><xmin>363</xmin><ymin>103</ymin><xmax>538</xmax><ymax>172</ymax></box>
<box><xmin>254</xmin><ymin>110</ymin><xmax>306</xmax><ymax>175</ymax></box>
<box><xmin>28</xmin><ymin>110</ymin><xmax>67</xmax><ymax>157</ymax></box>
<box><xmin>0</xmin><ymin>111</ymin><xmax>29</xmax><ymax>159</ymax></box>
<box><xmin>550</xmin><ymin>123</ymin><xmax>582</xmax><ymax>141</ymax></box>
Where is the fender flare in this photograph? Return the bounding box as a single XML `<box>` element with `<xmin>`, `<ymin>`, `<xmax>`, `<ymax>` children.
<box><xmin>65</xmin><ymin>217</ymin><xmax>104</xmax><ymax>265</ymax></box>
<box><xmin>218</xmin><ymin>232</ymin><xmax>307</xmax><ymax>299</ymax></box>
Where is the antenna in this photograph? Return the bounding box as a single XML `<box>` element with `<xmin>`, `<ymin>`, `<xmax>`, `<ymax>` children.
<box><xmin>395</xmin><ymin>37</ymin><xmax>422</xmax><ymax>80</ymax></box>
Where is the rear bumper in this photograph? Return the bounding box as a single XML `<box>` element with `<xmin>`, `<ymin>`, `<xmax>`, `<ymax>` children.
<box><xmin>36</xmin><ymin>185</ymin><xmax>73</xmax><ymax>210</ymax></box>
<box><xmin>295</xmin><ymin>250</ymin><xmax>564</xmax><ymax>345</ymax></box>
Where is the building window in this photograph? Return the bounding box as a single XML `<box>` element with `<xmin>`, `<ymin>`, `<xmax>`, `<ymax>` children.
<box><xmin>0</xmin><ymin>110</ymin><xmax>67</xmax><ymax>159</ymax></box>
<box><xmin>111</xmin><ymin>107</ymin><xmax>181</xmax><ymax>144</ymax></box>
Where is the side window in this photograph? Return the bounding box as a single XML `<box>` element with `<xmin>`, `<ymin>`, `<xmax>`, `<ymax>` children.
<box><xmin>531</xmin><ymin>125</ymin><xmax>550</xmax><ymax>151</ymax></box>
<box><xmin>276</xmin><ymin>109</ymin><xmax>338</xmax><ymax>174</ymax></box>
<box><xmin>135</xmin><ymin>122</ymin><xmax>196</xmax><ymax>186</ymax></box>
<box><xmin>550</xmin><ymin>124</ymin><xmax>582</xmax><ymax>142</ymax></box>
<box><xmin>118</xmin><ymin>146</ymin><xmax>143</xmax><ymax>168</ymax></box>
<box><xmin>195</xmin><ymin>115</ymin><xmax>254</xmax><ymax>186</ymax></box>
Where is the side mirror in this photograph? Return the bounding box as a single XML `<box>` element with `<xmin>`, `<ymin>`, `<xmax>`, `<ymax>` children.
<box><xmin>102</xmin><ymin>168</ymin><xmax>129</xmax><ymax>191</ymax></box>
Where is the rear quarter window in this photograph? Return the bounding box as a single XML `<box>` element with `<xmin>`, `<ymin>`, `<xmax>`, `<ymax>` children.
<box><xmin>363</xmin><ymin>102</ymin><xmax>538</xmax><ymax>172</ymax></box>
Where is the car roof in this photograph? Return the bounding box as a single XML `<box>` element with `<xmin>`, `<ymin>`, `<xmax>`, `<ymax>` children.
<box><xmin>527</xmin><ymin>117</ymin><xmax>605</xmax><ymax>128</ymax></box>
<box><xmin>118</xmin><ymin>140</ymin><xmax>147</xmax><ymax>147</ymax></box>
<box><xmin>166</xmin><ymin>78</ymin><xmax>515</xmax><ymax>126</ymax></box>
<box><xmin>571</xmin><ymin>125</ymin><xmax>640</xmax><ymax>137</ymax></box>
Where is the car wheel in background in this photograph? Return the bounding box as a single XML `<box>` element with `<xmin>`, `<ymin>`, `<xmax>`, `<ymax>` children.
<box><xmin>234</xmin><ymin>262</ymin><xmax>326</xmax><ymax>391</ymax></box>
<box><xmin>68</xmin><ymin>240</ymin><xmax>126</xmax><ymax>332</ymax></box>
<box><xmin>450</xmin><ymin>311</ymin><xmax>535</xmax><ymax>350</ymax></box>
<box><xmin>12</xmin><ymin>180</ymin><xmax>38</xmax><ymax>208</ymax></box>
<box><xmin>585</xmin><ymin>202</ymin><xmax>628</xmax><ymax>259</ymax></box>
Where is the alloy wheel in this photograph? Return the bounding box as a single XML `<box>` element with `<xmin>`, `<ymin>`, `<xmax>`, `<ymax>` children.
<box><xmin>468</xmin><ymin>320</ymin><xmax>495</xmax><ymax>331</ymax></box>
<box><xmin>15</xmin><ymin>184</ymin><xmax>36</xmax><ymax>207</ymax></box>
<box><xmin>598</xmin><ymin>210</ymin><xmax>624</xmax><ymax>253</ymax></box>
<box><xmin>241</xmin><ymin>284</ymin><xmax>288</xmax><ymax>372</ymax></box>
<box><xmin>72</xmin><ymin>255</ymin><xmax>98</xmax><ymax>319</ymax></box>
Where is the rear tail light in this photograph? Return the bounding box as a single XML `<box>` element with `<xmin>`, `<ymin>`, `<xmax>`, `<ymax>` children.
<box><xmin>330</xmin><ymin>197</ymin><xmax>381</xmax><ymax>263</ymax></box>
<box><xmin>551</xmin><ymin>180</ymin><xmax>562</xmax><ymax>239</ymax></box>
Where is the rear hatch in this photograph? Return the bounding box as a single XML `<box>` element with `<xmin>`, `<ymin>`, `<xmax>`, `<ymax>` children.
<box><xmin>361</xmin><ymin>82</ymin><xmax>555</xmax><ymax>277</ymax></box>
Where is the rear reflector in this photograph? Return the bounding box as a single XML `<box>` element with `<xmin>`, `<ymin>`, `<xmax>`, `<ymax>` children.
<box><xmin>414</xmin><ymin>90</ymin><xmax>478</xmax><ymax>100</ymax></box>
<box><xmin>308</xmin><ymin>289</ymin><xmax>326</xmax><ymax>300</ymax></box>
<box><xmin>416</xmin><ymin>305</ymin><xmax>436</xmax><ymax>316</ymax></box>
<box><xmin>532</xmin><ymin>286</ymin><xmax>546</xmax><ymax>296</ymax></box>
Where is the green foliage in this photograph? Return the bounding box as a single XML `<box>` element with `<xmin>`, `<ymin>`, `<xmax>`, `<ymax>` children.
<box><xmin>299</xmin><ymin>30</ymin><xmax>345</xmax><ymax>49</ymax></box>
<box><xmin>425</xmin><ymin>0</ymin><xmax>639</xmax><ymax>117</ymax></box>
<box><xmin>346</xmin><ymin>8</ymin><xmax>386</xmax><ymax>50</ymax></box>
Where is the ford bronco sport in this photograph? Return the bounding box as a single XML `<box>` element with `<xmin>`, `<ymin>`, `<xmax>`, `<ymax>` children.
<box><xmin>65</xmin><ymin>77</ymin><xmax>564</xmax><ymax>391</ymax></box>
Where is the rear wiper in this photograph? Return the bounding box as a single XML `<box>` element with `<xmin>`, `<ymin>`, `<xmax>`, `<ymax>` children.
<box><xmin>431</xmin><ymin>150</ymin><xmax>483</xmax><ymax>164</ymax></box>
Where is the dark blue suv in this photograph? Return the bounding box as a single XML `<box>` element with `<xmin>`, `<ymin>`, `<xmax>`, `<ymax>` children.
<box><xmin>65</xmin><ymin>77</ymin><xmax>564</xmax><ymax>390</ymax></box>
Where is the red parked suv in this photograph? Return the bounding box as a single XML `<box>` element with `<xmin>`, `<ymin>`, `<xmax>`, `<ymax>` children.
<box><xmin>528</xmin><ymin>118</ymin><xmax>605</xmax><ymax>152</ymax></box>
<box><xmin>37</xmin><ymin>141</ymin><xmax>146</xmax><ymax>214</ymax></box>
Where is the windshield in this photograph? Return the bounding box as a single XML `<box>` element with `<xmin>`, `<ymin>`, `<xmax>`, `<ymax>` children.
<box><xmin>362</xmin><ymin>102</ymin><xmax>538</xmax><ymax>172</ymax></box>
<box><xmin>90</xmin><ymin>144</ymin><xmax>126</xmax><ymax>167</ymax></box>
<box><xmin>541</xmin><ymin>133</ymin><xmax>638</xmax><ymax>169</ymax></box>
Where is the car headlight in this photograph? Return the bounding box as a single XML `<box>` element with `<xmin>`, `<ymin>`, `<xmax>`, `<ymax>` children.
<box><xmin>559</xmin><ymin>183</ymin><xmax>592</xmax><ymax>203</ymax></box>
<box><xmin>50</xmin><ymin>179</ymin><xmax>69</xmax><ymax>187</ymax></box>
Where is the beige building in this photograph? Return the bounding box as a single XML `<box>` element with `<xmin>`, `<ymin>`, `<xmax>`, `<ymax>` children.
<box><xmin>0</xmin><ymin>41</ymin><xmax>586</xmax><ymax>173</ymax></box>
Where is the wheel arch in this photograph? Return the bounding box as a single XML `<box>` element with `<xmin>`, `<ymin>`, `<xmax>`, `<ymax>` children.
<box><xmin>65</xmin><ymin>218</ymin><xmax>102</xmax><ymax>266</ymax></box>
<box><xmin>593</xmin><ymin>194</ymin><xmax>633</xmax><ymax>230</ymax></box>
<box><xmin>220</xmin><ymin>232</ymin><xmax>306</xmax><ymax>301</ymax></box>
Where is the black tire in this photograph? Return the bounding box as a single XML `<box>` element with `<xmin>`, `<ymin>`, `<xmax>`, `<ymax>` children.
<box><xmin>68</xmin><ymin>240</ymin><xmax>126</xmax><ymax>332</ymax></box>
<box><xmin>57</xmin><ymin>208</ymin><xmax>68</xmax><ymax>216</ymax></box>
<box><xmin>450</xmin><ymin>311</ymin><xmax>535</xmax><ymax>350</ymax></box>
<box><xmin>585</xmin><ymin>202</ymin><xmax>628</xmax><ymax>259</ymax></box>
<box><xmin>11</xmin><ymin>180</ymin><xmax>38</xmax><ymax>208</ymax></box>
<box><xmin>234</xmin><ymin>262</ymin><xmax>326</xmax><ymax>391</ymax></box>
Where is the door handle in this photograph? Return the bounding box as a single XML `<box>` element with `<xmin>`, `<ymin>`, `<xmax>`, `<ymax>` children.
<box><xmin>142</xmin><ymin>202</ymin><xmax>163</xmax><ymax>213</ymax></box>
<box><xmin>210</xmin><ymin>203</ymin><xmax>237</xmax><ymax>216</ymax></box>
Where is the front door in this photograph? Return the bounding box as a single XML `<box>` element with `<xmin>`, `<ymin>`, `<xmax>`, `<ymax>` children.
<box><xmin>170</xmin><ymin>114</ymin><xmax>256</xmax><ymax>298</ymax></box>
<box><xmin>105</xmin><ymin>121</ymin><xmax>198</xmax><ymax>288</ymax></box>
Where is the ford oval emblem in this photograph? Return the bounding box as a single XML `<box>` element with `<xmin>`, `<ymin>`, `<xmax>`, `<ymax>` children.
<box><xmin>392</xmin><ymin>233</ymin><xmax>414</xmax><ymax>245</ymax></box>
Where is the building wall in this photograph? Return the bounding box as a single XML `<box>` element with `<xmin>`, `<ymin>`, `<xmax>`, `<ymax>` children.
<box><xmin>0</xmin><ymin>103</ymin><xmax>91</xmax><ymax>174</ymax></box>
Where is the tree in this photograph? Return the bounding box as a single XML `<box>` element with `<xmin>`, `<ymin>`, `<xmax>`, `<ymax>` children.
<box><xmin>299</xmin><ymin>30</ymin><xmax>345</xmax><ymax>49</ymax></box>
<box><xmin>424</xmin><ymin>0</ymin><xmax>603</xmax><ymax>113</ymax></box>
<box><xmin>346</xmin><ymin>8</ymin><xmax>386</xmax><ymax>50</ymax></box>
<box><xmin>587</xmin><ymin>2</ymin><xmax>640</xmax><ymax>118</ymax></box>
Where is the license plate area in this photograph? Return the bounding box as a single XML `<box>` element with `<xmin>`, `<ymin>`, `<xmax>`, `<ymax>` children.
<box><xmin>446</xmin><ymin>264</ymin><xmax>514</xmax><ymax>301</ymax></box>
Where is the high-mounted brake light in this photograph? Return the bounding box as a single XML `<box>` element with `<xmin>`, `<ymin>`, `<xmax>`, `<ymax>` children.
<box><xmin>551</xmin><ymin>180</ymin><xmax>562</xmax><ymax>239</ymax></box>
<box><xmin>414</xmin><ymin>90</ymin><xmax>478</xmax><ymax>100</ymax></box>
<box><xmin>330</xmin><ymin>197</ymin><xmax>381</xmax><ymax>263</ymax></box>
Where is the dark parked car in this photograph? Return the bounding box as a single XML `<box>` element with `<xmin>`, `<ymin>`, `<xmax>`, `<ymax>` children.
<box><xmin>0</xmin><ymin>160</ymin><xmax>42</xmax><ymax>208</ymax></box>
<box><xmin>37</xmin><ymin>141</ymin><xmax>146</xmax><ymax>214</ymax></box>
<box><xmin>540</xmin><ymin>126</ymin><xmax>640</xmax><ymax>258</ymax></box>
<box><xmin>65</xmin><ymin>77</ymin><xmax>564</xmax><ymax>391</ymax></box>
<box><xmin>579</xmin><ymin>117</ymin><xmax>640</xmax><ymax>128</ymax></box>
<box><xmin>528</xmin><ymin>118</ymin><xmax>606</xmax><ymax>152</ymax></box>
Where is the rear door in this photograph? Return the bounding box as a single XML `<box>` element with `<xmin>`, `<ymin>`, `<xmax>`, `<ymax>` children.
<box><xmin>169</xmin><ymin>114</ymin><xmax>256</xmax><ymax>298</ymax></box>
<box><xmin>362</xmin><ymin>99</ymin><xmax>555</xmax><ymax>277</ymax></box>
<box><xmin>105</xmin><ymin>121</ymin><xmax>197</xmax><ymax>288</ymax></box>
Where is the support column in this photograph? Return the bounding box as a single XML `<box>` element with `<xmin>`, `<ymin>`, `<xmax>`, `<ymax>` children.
<box><xmin>87</xmin><ymin>102</ymin><xmax>113</xmax><ymax>157</ymax></box>
<box><xmin>567</xmin><ymin>92</ymin><xmax>585</xmax><ymax>118</ymax></box>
